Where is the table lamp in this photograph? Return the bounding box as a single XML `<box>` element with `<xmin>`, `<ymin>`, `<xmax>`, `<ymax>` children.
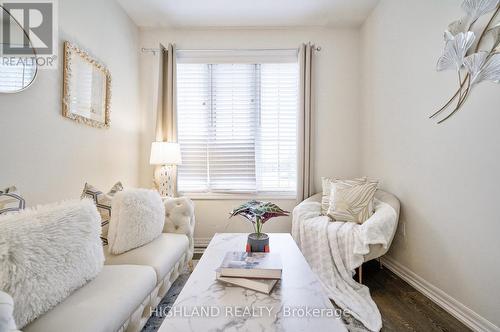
<box><xmin>149</xmin><ymin>142</ymin><xmax>182</xmax><ymax>197</ymax></box>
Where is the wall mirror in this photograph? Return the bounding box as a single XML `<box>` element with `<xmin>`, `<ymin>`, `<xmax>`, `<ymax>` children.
<box><xmin>62</xmin><ymin>41</ymin><xmax>111</xmax><ymax>128</ymax></box>
<box><xmin>0</xmin><ymin>5</ymin><xmax>38</xmax><ymax>93</ymax></box>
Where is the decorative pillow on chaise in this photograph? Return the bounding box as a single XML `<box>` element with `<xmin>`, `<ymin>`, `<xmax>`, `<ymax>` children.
<box><xmin>0</xmin><ymin>186</ymin><xmax>25</xmax><ymax>215</ymax></box>
<box><xmin>81</xmin><ymin>182</ymin><xmax>123</xmax><ymax>245</ymax></box>
<box><xmin>321</xmin><ymin>177</ymin><xmax>366</xmax><ymax>214</ymax></box>
<box><xmin>327</xmin><ymin>181</ymin><xmax>378</xmax><ymax>224</ymax></box>
<box><xmin>107</xmin><ymin>189</ymin><xmax>165</xmax><ymax>255</ymax></box>
<box><xmin>0</xmin><ymin>199</ymin><xmax>104</xmax><ymax>328</ymax></box>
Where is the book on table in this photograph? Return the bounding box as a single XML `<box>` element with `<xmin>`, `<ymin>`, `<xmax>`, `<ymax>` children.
<box><xmin>216</xmin><ymin>270</ymin><xmax>278</xmax><ymax>294</ymax></box>
<box><xmin>218</xmin><ymin>251</ymin><xmax>282</xmax><ymax>279</ymax></box>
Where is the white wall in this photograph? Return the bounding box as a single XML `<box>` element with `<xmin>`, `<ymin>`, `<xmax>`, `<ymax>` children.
<box><xmin>0</xmin><ymin>0</ymin><xmax>141</xmax><ymax>204</ymax></box>
<box><xmin>139</xmin><ymin>27</ymin><xmax>362</xmax><ymax>243</ymax></box>
<box><xmin>361</xmin><ymin>0</ymin><xmax>500</xmax><ymax>328</ymax></box>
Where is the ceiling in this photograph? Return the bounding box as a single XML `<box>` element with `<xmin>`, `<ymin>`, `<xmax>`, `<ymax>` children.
<box><xmin>116</xmin><ymin>0</ymin><xmax>380</xmax><ymax>28</ymax></box>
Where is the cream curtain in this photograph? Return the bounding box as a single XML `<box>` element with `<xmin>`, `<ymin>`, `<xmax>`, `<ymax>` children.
<box><xmin>154</xmin><ymin>43</ymin><xmax>178</xmax><ymax>194</ymax></box>
<box><xmin>297</xmin><ymin>43</ymin><xmax>315</xmax><ymax>201</ymax></box>
<box><xmin>155</xmin><ymin>43</ymin><xmax>177</xmax><ymax>141</ymax></box>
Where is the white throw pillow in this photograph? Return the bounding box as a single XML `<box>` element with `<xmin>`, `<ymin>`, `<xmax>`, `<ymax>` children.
<box><xmin>321</xmin><ymin>177</ymin><xmax>366</xmax><ymax>214</ymax></box>
<box><xmin>327</xmin><ymin>181</ymin><xmax>378</xmax><ymax>224</ymax></box>
<box><xmin>0</xmin><ymin>199</ymin><xmax>104</xmax><ymax>328</ymax></box>
<box><xmin>107</xmin><ymin>189</ymin><xmax>165</xmax><ymax>255</ymax></box>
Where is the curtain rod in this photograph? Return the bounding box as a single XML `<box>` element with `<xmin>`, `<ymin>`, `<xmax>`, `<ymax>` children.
<box><xmin>141</xmin><ymin>47</ymin><xmax>164</xmax><ymax>54</ymax></box>
<box><xmin>177</xmin><ymin>48</ymin><xmax>300</xmax><ymax>52</ymax></box>
<box><xmin>141</xmin><ymin>46</ymin><xmax>321</xmax><ymax>54</ymax></box>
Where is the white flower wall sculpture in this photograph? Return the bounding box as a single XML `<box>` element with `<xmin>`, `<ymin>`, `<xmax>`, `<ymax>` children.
<box><xmin>432</xmin><ymin>0</ymin><xmax>500</xmax><ymax>123</ymax></box>
<box><xmin>437</xmin><ymin>32</ymin><xmax>476</xmax><ymax>71</ymax></box>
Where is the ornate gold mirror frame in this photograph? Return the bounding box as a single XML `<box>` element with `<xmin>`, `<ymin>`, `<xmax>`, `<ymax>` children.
<box><xmin>62</xmin><ymin>41</ymin><xmax>111</xmax><ymax>128</ymax></box>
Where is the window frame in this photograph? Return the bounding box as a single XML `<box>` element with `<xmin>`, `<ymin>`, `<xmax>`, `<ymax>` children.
<box><xmin>181</xmin><ymin>192</ymin><xmax>298</xmax><ymax>200</ymax></box>
<box><xmin>176</xmin><ymin>54</ymin><xmax>299</xmax><ymax>200</ymax></box>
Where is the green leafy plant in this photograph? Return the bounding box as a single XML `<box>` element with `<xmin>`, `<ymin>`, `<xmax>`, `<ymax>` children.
<box><xmin>229</xmin><ymin>200</ymin><xmax>289</xmax><ymax>237</ymax></box>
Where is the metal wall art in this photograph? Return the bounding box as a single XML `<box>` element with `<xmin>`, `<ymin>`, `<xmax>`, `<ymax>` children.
<box><xmin>432</xmin><ymin>0</ymin><xmax>499</xmax><ymax>123</ymax></box>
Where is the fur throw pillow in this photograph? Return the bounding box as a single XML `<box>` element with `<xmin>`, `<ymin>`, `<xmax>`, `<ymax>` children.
<box><xmin>107</xmin><ymin>189</ymin><xmax>165</xmax><ymax>255</ymax></box>
<box><xmin>0</xmin><ymin>199</ymin><xmax>104</xmax><ymax>328</ymax></box>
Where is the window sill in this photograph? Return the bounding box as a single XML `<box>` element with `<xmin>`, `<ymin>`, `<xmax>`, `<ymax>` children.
<box><xmin>180</xmin><ymin>192</ymin><xmax>297</xmax><ymax>201</ymax></box>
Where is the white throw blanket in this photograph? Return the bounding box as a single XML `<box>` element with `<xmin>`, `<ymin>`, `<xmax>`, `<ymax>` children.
<box><xmin>292</xmin><ymin>198</ymin><xmax>398</xmax><ymax>332</ymax></box>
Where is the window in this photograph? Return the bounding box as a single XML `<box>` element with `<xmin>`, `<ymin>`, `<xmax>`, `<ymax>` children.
<box><xmin>0</xmin><ymin>60</ymin><xmax>36</xmax><ymax>92</ymax></box>
<box><xmin>176</xmin><ymin>51</ymin><xmax>299</xmax><ymax>197</ymax></box>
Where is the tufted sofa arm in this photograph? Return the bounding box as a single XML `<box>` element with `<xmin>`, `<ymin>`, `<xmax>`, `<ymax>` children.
<box><xmin>0</xmin><ymin>291</ymin><xmax>19</xmax><ymax>332</ymax></box>
<box><xmin>163</xmin><ymin>197</ymin><xmax>196</xmax><ymax>263</ymax></box>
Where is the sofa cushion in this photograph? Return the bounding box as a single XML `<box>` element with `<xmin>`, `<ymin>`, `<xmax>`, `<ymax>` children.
<box><xmin>104</xmin><ymin>233</ymin><xmax>189</xmax><ymax>283</ymax></box>
<box><xmin>0</xmin><ymin>199</ymin><xmax>104</xmax><ymax>329</ymax></box>
<box><xmin>108</xmin><ymin>189</ymin><xmax>165</xmax><ymax>255</ymax></box>
<box><xmin>81</xmin><ymin>182</ymin><xmax>123</xmax><ymax>245</ymax></box>
<box><xmin>23</xmin><ymin>265</ymin><xmax>156</xmax><ymax>332</ymax></box>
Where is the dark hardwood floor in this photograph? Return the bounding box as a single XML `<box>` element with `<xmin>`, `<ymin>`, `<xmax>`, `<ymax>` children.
<box><xmin>359</xmin><ymin>260</ymin><xmax>471</xmax><ymax>332</ymax></box>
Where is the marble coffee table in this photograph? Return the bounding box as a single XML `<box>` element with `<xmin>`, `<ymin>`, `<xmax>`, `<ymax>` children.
<box><xmin>158</xmin><ymin>233</ymin><xmax>347</xmax><ymax>332</ymax></box>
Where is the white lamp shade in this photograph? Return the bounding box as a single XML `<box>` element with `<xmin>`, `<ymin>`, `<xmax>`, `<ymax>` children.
<box><xmin>149</xmin><ymin>142</ymin><xmax>182</xmax><ymax>165</ymax></box>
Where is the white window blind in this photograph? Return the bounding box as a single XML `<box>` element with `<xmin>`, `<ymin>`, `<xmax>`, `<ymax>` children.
<box><xmin>177</xmin><ymin>57</ymin><xmax>299</xmax><ymax>197</ymax></box>
<box><xmin>0</xmin><ymin>60</ymin><xmax>36</xmax><ymax>92</ymax></box>
<box><xmin>257</xmin><ymin>63</ymin><xmax>298</xmax><ymax>193</ymax></box>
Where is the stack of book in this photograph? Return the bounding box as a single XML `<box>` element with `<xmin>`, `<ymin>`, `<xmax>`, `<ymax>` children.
<box><xmin>216</xmin><ymin>251</ymin><xmax>282</xmax><ymax>294</ymax></box>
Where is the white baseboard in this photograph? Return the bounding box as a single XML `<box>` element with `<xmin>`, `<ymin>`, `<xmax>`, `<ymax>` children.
<box><xmin>381</xmin><ymin>256</ymin><xmax>499</xmax><ymax>332</ymax></box>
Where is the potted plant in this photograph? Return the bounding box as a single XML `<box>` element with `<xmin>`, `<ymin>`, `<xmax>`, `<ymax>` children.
<box><xmin>229</xmin><ymin>200</ymin><xmax>289</xmax><ymax>252</ymax></box>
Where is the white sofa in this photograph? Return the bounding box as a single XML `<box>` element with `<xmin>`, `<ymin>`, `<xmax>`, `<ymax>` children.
<box><xmin>3</xmin><ymin>197</ymin><xmax>195</xmax><ymax>332</ymax></box>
